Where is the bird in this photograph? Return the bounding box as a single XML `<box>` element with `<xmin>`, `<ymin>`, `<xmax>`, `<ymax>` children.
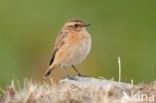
<box><xmin>44</xmin><ymin>19</ymin><xmax>92</xmax><ymax>78</ymax></box>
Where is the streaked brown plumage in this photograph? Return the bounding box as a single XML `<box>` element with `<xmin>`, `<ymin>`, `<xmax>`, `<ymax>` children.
<box><xmin>44</xmin><ymin>19</ymin><xmax>92</xmax><ymax>78</ymax></box>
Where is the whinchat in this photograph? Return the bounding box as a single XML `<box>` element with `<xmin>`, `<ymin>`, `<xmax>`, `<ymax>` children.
<box><xmin>44</xmin><ymin>19</ymin><xmax>92</xmax><ymax>78</ymax></box>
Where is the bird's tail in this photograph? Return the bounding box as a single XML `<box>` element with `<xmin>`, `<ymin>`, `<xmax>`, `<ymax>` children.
<box><xmin>44</xmin><ymin>66</ymin><xmax>54</xmax><ymax>78</ymax></box>
<box><xmin>44</xmin><ymin>68</ymin><xmax>52</xmax><ymax>77</ymax></box>
<box><xmin>43</xmin><ymin>64</ymin><xmax>58</xmax><ymax>79</ymax></box>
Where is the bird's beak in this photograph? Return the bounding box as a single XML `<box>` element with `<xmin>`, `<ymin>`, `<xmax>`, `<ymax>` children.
<box><xmin>85</xmin><ymin>24</ymin><xmax>91</xmax><ymax>27</ymax></box>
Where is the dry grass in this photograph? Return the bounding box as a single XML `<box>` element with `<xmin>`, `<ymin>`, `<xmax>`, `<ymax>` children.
<box><xmin>0</xmin><ymin>76</ymin><xmax>156</xmax><ymax>103</ymax></box>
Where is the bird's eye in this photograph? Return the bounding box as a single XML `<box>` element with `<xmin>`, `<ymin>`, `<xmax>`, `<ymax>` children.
<box><xmin>74</xmin><ymin>24</ymin><xmax>79</xmax><ymax>28</ymax></box>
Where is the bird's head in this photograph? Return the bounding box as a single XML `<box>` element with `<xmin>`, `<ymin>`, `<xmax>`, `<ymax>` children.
<box><xmin>63</xmin><ymin>19</ymin><xmax>90</xmax><ymax>31</ymax></box>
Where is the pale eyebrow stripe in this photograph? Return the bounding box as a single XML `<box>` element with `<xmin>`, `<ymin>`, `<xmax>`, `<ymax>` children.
<box><xmin>67</xmin><ymin>22</ymin><xmax>81</xmax><ymax>26</ymax></box>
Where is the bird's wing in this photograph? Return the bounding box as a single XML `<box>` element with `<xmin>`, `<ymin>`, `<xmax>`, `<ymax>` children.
<box><xmin>49</xmin><ymin>31</ymin><xmax>68</xmax><ymax>65</ymax></box>
<box><xmin>55</xmin><ymin>31</ymin><xmax>67</xmax><ymax>48</ymax></box>
<box><xmin>49</xmin><ymin>47</ymin><xmax>58</xmax><ymax>65</ymax></box>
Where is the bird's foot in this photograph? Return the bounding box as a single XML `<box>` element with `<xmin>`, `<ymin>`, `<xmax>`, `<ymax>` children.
<box><xmin>77</xmin><ymin>73</ymin><xmax>89</xmax><ymax>77</ymax></box>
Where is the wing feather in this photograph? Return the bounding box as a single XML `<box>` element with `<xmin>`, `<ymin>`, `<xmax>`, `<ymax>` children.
<box><xmin>49</xmin><ymin>48</ymin><xmax>58</xmax><ymax>65</ymax></box>
<box><xmin>49</xmin><ymin>31</ymin><xmax>68</xmax><ymax>65</ymax></box>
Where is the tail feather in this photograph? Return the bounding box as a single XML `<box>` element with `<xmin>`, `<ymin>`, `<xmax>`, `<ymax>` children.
<box><xmin>44</xmin><ymin>64</ymin><xmax>57</xmax><ymax>79</ymax></box>
<box><xmin>44</xmin><ymin>69</ymin><xmax>52</xmax><ymax>77</ymax></box>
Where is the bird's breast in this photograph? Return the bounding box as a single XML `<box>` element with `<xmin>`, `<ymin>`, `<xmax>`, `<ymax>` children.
<box><xmin>62</xmin><ymin>32</ymin><xmax>91</xmax><ymax>66</ymax></box>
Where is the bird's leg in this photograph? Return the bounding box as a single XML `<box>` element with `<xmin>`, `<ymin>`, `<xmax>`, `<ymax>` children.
<box><xmin>63</xmin><ymin>67</ymin><xmax>70</xmax><ymax>78</ymax></box>
<box><xmin>63</xmin><ymin>66</ymin><xmax>78</xmax><ymax>80</ymax></box>
<box><xmin>72</xmin><ymin>65</ymin><xmax>82</xmax><ymax>76</ymax></box>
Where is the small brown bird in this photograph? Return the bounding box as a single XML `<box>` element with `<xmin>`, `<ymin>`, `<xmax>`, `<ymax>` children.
<box><xmin>44</xmin><ymin>19</ymin><xmax>92</xmax><ymax>78</ymax></box>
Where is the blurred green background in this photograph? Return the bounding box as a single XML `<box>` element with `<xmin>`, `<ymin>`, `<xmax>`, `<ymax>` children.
<box><xmin>0</xmin><ymin>0</ymin><xmax>156</xmax><ymax>87</ymax></box>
